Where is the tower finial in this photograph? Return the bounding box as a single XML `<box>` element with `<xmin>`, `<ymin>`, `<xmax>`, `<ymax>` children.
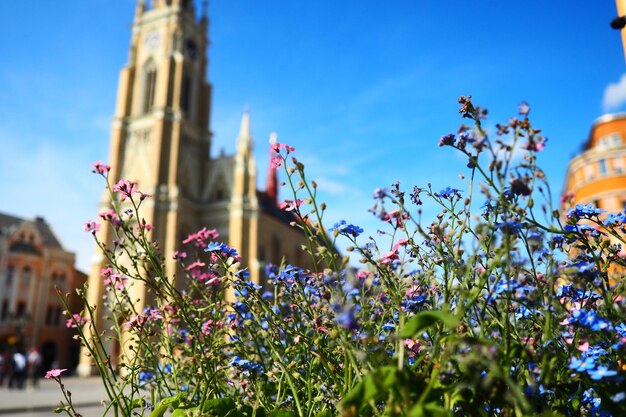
<box><xmin>202</xmin><ymin>0</ymin><xmax>209</xmax><ymax>17</ymax></box>
<box><xmin>237</xmin><ymin>110</ymin><xmax>253</xmax><ymax>151</ymax></box>
<box><xmin>135</xmin><ymin>0</ymin><xmax>147</xmax><ymax>18</ymax></box>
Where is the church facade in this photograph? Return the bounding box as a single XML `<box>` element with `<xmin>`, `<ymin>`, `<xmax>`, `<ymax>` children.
<box><xmin>79</xmin><ymin>0</ymin><xmax>312</xmax><ymax>376</ymax></box>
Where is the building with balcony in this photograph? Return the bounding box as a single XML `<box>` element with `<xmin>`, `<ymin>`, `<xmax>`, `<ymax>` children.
<box><xmin>563</xmin><ymin>113</ymin><xmax>626</xmax><ymax>213</ymax></box>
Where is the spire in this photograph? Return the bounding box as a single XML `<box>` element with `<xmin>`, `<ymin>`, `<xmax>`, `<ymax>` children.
<box><xmin>237</xmin><ymin>110</ymin><xmax>253</xmax><ymax>152</ymax></box>
<box><xmin>135</xmin><ymin>0</ymin><xmax>146</xmax><ymax>18</ymax></box>
<box><xmin>266</xmin><ymin>133</ymin><xmax>278</xmax><ymax>204</ymax></box>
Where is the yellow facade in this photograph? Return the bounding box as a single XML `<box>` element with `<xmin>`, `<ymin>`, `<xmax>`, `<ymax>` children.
<box><xmin>563</xmin><ymin>114</ymin><xmax>626</xmax><ymax>213</ymax></box>
<box><xmin>79</xmin><ymin>0</ymin><xmax>315</xmax><ymax>376</ymax></box>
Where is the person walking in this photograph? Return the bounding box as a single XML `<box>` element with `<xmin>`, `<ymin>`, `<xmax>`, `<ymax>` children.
<box><xmin>8</xmin><ymin>351</ymin><xmax>26</xmax><ymax>389</ymax></box>
<box><xmin>27</xmin><ymin>347</ymin><xmax>42</xmax><ymax>389</ymax></box>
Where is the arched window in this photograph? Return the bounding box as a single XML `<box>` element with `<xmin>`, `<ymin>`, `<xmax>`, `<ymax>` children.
<box><xmin>143</xmin><ymin>59</ymin><xmax>158</xmax><ymax>114</ymax></box>
<box><xmin>180</xmin><ymin>73</ymin><xmax>192</xmax><ymax>117</ymax></box>
<box><xmin>22</xmin><ymin>266</ymin><xmax>32</xmax><ymax>286</ymax></box>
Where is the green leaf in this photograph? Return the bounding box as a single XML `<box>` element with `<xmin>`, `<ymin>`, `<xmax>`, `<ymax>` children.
<box><xmin>149</xmin><ymin>403</ymin><xmax>170</xmax><ymax>417</ymax></box>
<box><xmin>171</xmin><ymin>409</ymin><xmax>190</xmax><ymax>417</ymax></box>
<box><xmin>313</xmin><ymin>410</ymin><xmax>333</xmax><ymax>417</ymax></box>
<box><xmin>340</xmin><ymin>366</ymin><xmax>398</xmax><ymax>411</ymax></box>
<box><xmin>398</xmin><ymin>311</ymin><xmax>458</xmax><ymax>338</ymax></box>
<box><xmin>149</xmin><ymin>394</ymin><xmax>185</xmax><ymax>417</ymax></box>
<box><xmin>200</xmin><ymin>397</ymin><xmax>238</xmax><ymax>416</ymax></box>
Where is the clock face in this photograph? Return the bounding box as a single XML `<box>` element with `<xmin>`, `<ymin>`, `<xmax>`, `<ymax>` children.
<box><xmin>144</xmin><ymin>31</ymin><xmax>162</xmax><ymax>51</ymax></box>
<box><xmin>185</xmin><ymin>39</ymin><xmax>198</xmax><ymax>60</ymax></box>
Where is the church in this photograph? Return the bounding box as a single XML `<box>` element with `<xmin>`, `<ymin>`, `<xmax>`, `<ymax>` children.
<box><xmin>79</xmin><ymin>0</ymin><xmax>313</xmax><ymax>375</ymax></box>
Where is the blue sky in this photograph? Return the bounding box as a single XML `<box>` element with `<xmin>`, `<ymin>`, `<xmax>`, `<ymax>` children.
<box><xmin>1</xmin><ymin>1</ymin><xmax>626</xmax><ymax>271</ymax></box>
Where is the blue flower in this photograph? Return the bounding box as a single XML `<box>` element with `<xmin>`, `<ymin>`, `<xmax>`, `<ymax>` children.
<box><xmin>204</xmin><ymin>242</ymin><xmax>239</xmax><ymax>257</ymax></box>
<box><xmin>569</xmin><ymin>357</ymin><xmax>596</xmax><ymax>372</ymax></box>
<box><xmin>438</xmin><ymin>133</ymin><xmax>456</xmax><ymax>147</ymax></box>
<box><xmin>331</xmin><ymin>220</ymin><xmax>364</xmax><ymax>238</ymax></box>
<box><xmin>229</xmin><ymin>356</ymin><xmax>264</xmax><ymax>376</ymax></box>
<box><xmin>588</xmin><ymin>366</ymin><xmax>618</xmax><ymax>381</ymax></box>
<box><xmin>435</xmin><ymin>187</ymin><xmax>462</xmax><ymax>199</ymax></box>
<box><xmin>604</xmin><ymin>212</ymin><xmax>626</xmax><ymax>226</ymax></box>
<box><xmin>138</xmin><ymin>370</ymin><xmax>155</xmax><ymax>386</ymax></box>
<box><xmin>335</xmin><ymin>306</ymin><xmax>359</xmax><ymax>330</ymax></box>
<box><xmin>567</xmin><ymin>204</ymin><xmax>605</xmax><ymax>219</ymax></box>
<box><xmin>497</xmin><ymin>219</ymin><xmax>524</xmax><ymax>236</ymax></box>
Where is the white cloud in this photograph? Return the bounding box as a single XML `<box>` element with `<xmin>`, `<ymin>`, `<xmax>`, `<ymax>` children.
<box><xmin>603</xmin><ymin>73</ymin><xmax>626</xmax><ymax>111</ymax></box>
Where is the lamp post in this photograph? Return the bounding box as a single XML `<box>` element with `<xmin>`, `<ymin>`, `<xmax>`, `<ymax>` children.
<box><xmin>8</xmin><ymin>312</ymin><xmax>31</xmax><ymax>351</ymax></box>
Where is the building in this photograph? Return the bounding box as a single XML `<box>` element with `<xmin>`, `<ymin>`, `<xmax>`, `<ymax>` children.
<box><xmin>78</xmin><ymin>0</ymin><xmax>316</xmax><ymax>375</ymax></box>
<box><xmin>0</xmin><ymin>213</ymin><xmax>86</xmax><ymax>371</ymax></box>
<box><xmin>562</xmin><ymin>113</ymin><xmax>626</xmax><ymax>213</ymax></box>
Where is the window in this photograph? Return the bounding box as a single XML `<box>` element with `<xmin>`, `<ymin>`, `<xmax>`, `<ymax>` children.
<box><xmin>599</xmin><ymin>159</ymin><xmax>608</xmax><ymax>175</ymax></box>
<box><xmin>16</xmin><ymin>301</ymin><xmax>26</xmax><ymax>318</ymax></box>
<box><xmin>22</xmin><ymin>266</ymin><xmax>32</xmax><ymax>287</ymax></box>
<box><xmin>598</xmin><ymin>133</ymin><xmax>622</xmax><ymax>148</ymax></box>
<box><xmin>143</xmin><ymin>60</ymin><xmax>157</xmax><ymax>114</ymax></box>
<box><xmin>1</xmin><ymin>300</ymin><xmax>8</xmax><ymax>321</ymax></box>
<box><xmin>45</xmin><ymin>306</ymin><xmax>53</xmax><ymax>326</ymax></box>
<box><xmin>181</xmin><ymin>74</ymin><xmax>192</xmax><ymax>117</ymax></box>
<box><xmin>6</xmin><ymin>266</ymin><xmax>14</xmax><ymax>287</ymax></box>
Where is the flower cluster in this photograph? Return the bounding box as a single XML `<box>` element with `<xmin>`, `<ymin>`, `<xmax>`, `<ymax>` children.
<box><xmin>54</xmin><ymin>99</ymin><xmax>626</xmax><ymax>417</ymax></box>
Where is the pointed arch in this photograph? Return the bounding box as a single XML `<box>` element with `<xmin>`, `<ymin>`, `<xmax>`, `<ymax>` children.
<box><xmin>142</xmin><ymin>58</ymin><xmax>158</xmax><ymax>113</ymax></box>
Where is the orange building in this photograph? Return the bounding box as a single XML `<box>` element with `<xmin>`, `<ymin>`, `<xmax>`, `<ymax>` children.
<box><xmin>563</xmin><ymin>113</ymin><xmax>626</xmax><ymax>213</ymax></box>
<box><xmin>0</xmin><ymin>213</ymin><xmax>86</xmax><ymax>372</ymax></box>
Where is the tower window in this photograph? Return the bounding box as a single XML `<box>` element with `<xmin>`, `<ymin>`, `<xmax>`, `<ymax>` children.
<box><xmin>599</xmin><ymin>159</ymin><xmax>608</xmax><ymax>175</ymax></box>
<box><xmin>143</xmin><ymin>60</ymin><xmax>158</xmax><ymax>114</ymax></box>
<box><xmin>181</xmin><ymin>74</ymin><xmax>192</xmax><ymax>117</ymax></box>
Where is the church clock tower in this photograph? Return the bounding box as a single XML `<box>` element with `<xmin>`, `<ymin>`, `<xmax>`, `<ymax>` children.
<box><xmin>78</xmin><ymin>0</ymin><xmax>212</xmax><ymax>376</ymax></box>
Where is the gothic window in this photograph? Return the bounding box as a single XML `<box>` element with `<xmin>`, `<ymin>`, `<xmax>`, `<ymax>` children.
<box><xmin>181</xmin><ymin>73</ymin><xmax>192</xmax><ymax>117</ymax></box>
<box><xmin>143</xmin><ymin>59</ymin><xmax>158</xmax><ymax>114</ymax></box>
<box><xmin>272</xmin><ymin>234</ymin><xmax>281</xmax><ymax>264</ymax></box>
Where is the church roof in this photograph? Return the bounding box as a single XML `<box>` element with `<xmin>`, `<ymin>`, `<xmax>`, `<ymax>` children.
<box><xmin>0</xmin><ymin>212</ymin><xmax>64</xmax><ymax>249</ymax></box>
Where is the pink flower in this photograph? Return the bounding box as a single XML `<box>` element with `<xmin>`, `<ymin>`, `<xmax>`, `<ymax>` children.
<box><xmin>278</xmin><ymin>199</ymin><xmax>304</xmax><ymax>212</ymax></box>
<box><xmin>380</xmin><ymin>249</ymin><xmax>399</xmax><ymax>264</ymax></box>
<box><xmin>84</xmin><ymin>220</ymin><xmax>100</xmax><ymax>234</ymax></box>
<box><xmin>101</xmin><ymin>267</ymin><xmax>128</xmax><ymax>290</ymax></box>
<box><xmin>182</xmin><ymin>227</ymin><xmax>219</xmax><ymax>248</ymax></box>
<box><xmin>99</xmin><ymin>209</ymin><xmax>122</xmax><ymax>228</ymax></box>
<box><xmin>45</xmin><ymin>368</ymin><xmax>67</xmax><ymax>379</ymax></box>
<box><xmin>270</xmin><ymin>155</ymin><xmax>283</xmax><ymax>170</ymax></box>
<box><xmin>173</xmin><ymin>250</ymin><xmax>188</xmax><ymax>261</ymax></box>
<box><xmin>66</xmin><ymin>313</ymin><xmax>91</xmax><ymax>328</ymax></box>
<box><xmin>392</xmin><ymin>237</ymin><xmax>409</xmax><ymax>252</ymax></box>
<box><xmin>271</xmin><ymin>143</ymin><xmax>296</xmax><ymax>153</ymax></box>
<box><xmin>185</xmin><ymin>260</ymin><xmax>206</xmax><ymax>271</ymax></box>
<box><xmin>91</xmin><ymin>161</ymin><xmax>111</xmax><ymax>175</ymax></box>
<box><xmin>113</xmin><ymin>179</ymin><xmax>138</xmax><ymax>201</ymax></box>
<box><xmin>134</xmin><ymin>219</ymin><xmax>154</xmax><ymax>231</ymax></box>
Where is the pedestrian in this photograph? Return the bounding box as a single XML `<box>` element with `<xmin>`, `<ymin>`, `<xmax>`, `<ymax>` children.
<box><xmin>27</xmin><ymin>347</ymin><xmax>42</xmax><ymax>389</ymax></box>
<box><xmin>8</xmin><ymin>351</ymin><xmax>26</xmax><ymax>389</ymax></box>
<box><xmin>0</xmin><ymin>352</ymin><xmax>4</xmax><ymax>388</ymax></box>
